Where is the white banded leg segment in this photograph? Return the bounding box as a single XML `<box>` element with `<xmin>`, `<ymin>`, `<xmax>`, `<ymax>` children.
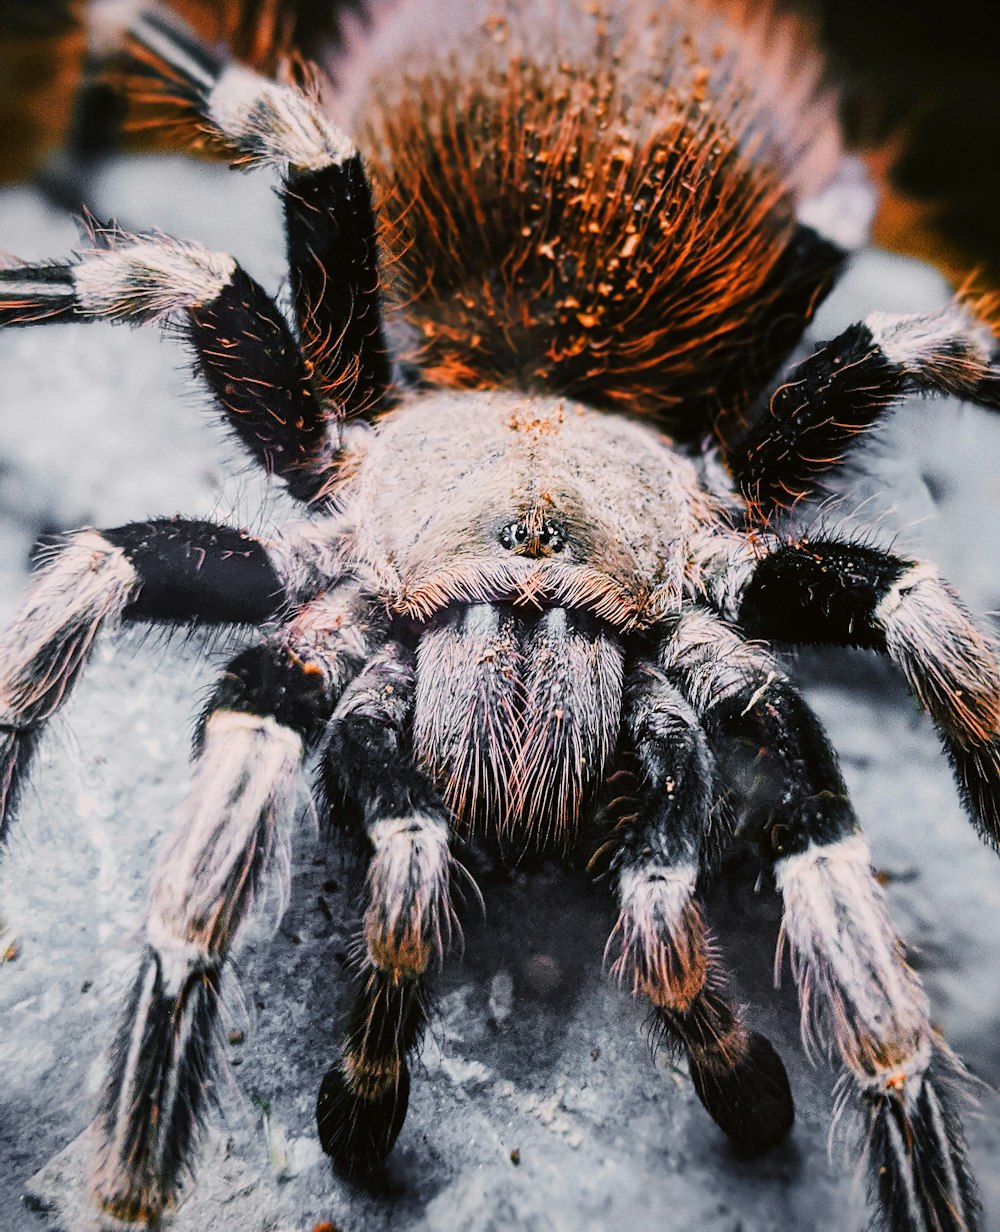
<box><xmin>206</xmin><ymin>64</ymin><xmax>355</xmax><ymax>171</ymax></box>
<box><xmin>315</xmin><ymin>811</ymin><xmax>450</xmax><ymax>1174</ymax></box>
<box><xmin>317</xmin><ymin>811</ymin><xmax>452</xmax><ymax>1169</ymax></box>
<box><xmin>125</xmin><ymin>4</ymin><xmax>355</xmax><ymax>171</ymax></box>
<box><xmin>610</xmin><ymin>859</ymin><xmax>793</xmax><ymax>1151</ymax></box>
<box><xmin>609</xmin><ymin>664</ymin><xmax>714</xmax><ymax>1010</ymax></box>
<box><xmin>608</xmin><ymin>660</ymin><xmax>794</xmax><ymax>1151</ymax></box>
<box><xmin>659</xmin><ymin>607</ymin><xmax>779</xmax><ymax>715</ymax></box>
<box><xmin>609</xmin><ymin>864</ymin><xmax>706</xmax><ymax>1011</ymax></box>
<box><xmin>865</xmin><ymin>303</ymin><xmax>999</xmax><ymax>402</ymax></box>
<box><xmin>876</xmin><ymin>562</ymin><xmax>1000</xmax><ymax>847</ymax></box>
<box><xmin>74</xmin><ymin>232</ymin><xmax>235</xmax><ymax>321</ymax></box>
<box><xmin>364</xmin><ymin>813</ymin><xmax>458</xmax><ymax>982</ymax></box>
<box><xmin>93</xmin><ymin>710</ymin><xmax>305</xmax><ymax>1220</ymax></box>
<box><xmin>0</xmin><ymin>529</ymin><xmax>136</xmax><ymax>725</ymax></box>
<box><xmin>776</xmin><ymin>834</ymin><xmax>979</xmax><ymax>1232</ymax></box>
<box><xmin>0</xmin><ymin>231</ymin><xmax>235</xmax><ymax>326</ymax></box>
<box><xmin>0</xmin><ymin>530</ymin><xmax>137</xmax><ymax>832</ymax></box>
<box><xmin>0</xmin><ymin>225</ymin><xmax>348</xmax><ymax>498</ymax></box>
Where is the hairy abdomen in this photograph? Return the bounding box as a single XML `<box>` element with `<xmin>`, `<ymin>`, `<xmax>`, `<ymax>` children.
<box><xmin>334</xmin><ymin>0</ymin><xmax>843</xmax><ymax>434</ymax></box>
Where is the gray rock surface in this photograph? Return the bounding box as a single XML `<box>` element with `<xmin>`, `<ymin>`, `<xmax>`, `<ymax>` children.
<box><xmin>1</xmin><ymin>155</ymin><xmax>999</xmax><ymax>1232</ymax></box>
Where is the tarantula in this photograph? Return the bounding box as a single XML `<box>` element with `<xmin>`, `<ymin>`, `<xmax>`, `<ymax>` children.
<box><xmin>0</xmin><ymin>1</ymin><xmax>998</xmax><ymax>1228</ymax></box>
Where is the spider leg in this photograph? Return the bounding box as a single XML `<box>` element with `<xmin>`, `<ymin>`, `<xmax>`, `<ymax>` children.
<box><xmin>731</xmin><ymin>299</ymin><xmax>1000</xmax><ymax>511</ymax></box>
<box><xmin>316</xmin><ymin>639</ymin><xmax>461</xmax><ymax>1174</ymax></box>
<box><xmin>606</xmin><ymin>662</ymin><xmax>793</xmax><ymax>1152</ymax></box>
<box><xmin>0</xmin><ymin>517</ymin><xmax>286</xmax><ymax>843</ymax></box>
<box><xmin>662</xmin><ymin>608</ymin><xmax>980</xmax><ymax>1232</ymax></box>
<box><xmin>118</xmin><ymin>3</ymin><xmax>390</xmax><ymax>416</ymax></box>
<box><xmin>717</xmin><ymin>533</ymin><xmax>1000</xmax><ymax>850</ymax></box>
<box><xmin>93</xmin><ymin>586</ymin><xmax>372</xmax><ymax>1220</ymax></box>
<box><xmin>0</xmin><ymin>231</ymin><xmax>337</xmax><ymax>501</ymax></box>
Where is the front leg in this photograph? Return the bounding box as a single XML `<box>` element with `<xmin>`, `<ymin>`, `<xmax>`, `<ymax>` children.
<box><xmin>605</xmin><ymin>663</ymin><xmax>793</xmax><ymax>1151</ymax></box>
<box><xmin>317</xmin><ymin>640</ymin><xmax>463</xmax><ymax>1172</ymax></box>
<box><xmin>94</xmin><ymin>588</ymin><xmax>371</xmax><ymax>1220</ymax></box>
<box><xmin>715</xmin><ymin>533</ymin><xmax>1000</xmax><ymax>850</ymax></box>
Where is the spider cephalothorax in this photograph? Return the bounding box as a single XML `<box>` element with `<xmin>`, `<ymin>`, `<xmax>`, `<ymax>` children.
<box><xmin>0</xmin><ymin>2</ymin><xmax>999</xmax><ymax>1229</ymax></box>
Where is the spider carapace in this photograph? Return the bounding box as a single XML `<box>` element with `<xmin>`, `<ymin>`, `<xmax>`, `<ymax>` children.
<box><xmin>0</xmin><ymin>2</ymin><xmax>998</xmax><ymax>1228</ymax></box>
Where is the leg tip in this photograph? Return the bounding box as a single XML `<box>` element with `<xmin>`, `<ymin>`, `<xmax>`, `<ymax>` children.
<box><xmin>316</xmin><ymin>1060</ymin><xmax>410</xmax><ymax>1175</ymax></box>
<box><xmin>689</xmin><ymin>1030</ymin><xmax>794</xmax><ymax>1155</ymax></box>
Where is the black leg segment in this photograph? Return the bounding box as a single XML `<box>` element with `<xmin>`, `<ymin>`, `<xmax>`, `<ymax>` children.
<box><xmin>605</xmin><ymin>662</ymin><xmax>794</xmax><ymax>1153</ymax></box>
<box><xmin>105</xmin><ymin>518</ymin><xmax>286</xmax><ymax>625</ymax></box>
<box><xmin>733</xmin><ymin>303</ymin><xmax>1000</xmax><ymax>511</ymax></box>
<box><xmin>316</xmin><ymin>970</ymin><xmax>426</xmax><ymax>1175</ymax></box>
<box><xmin>185</xmin><ymin>268</ymin><xmax>335</xmax><ymax>501</ymax></box>
<box><xmin>319</xmin><ymin>641</ymin><xmax>459</xmax><ymax>1171</ymax></box>
<box><xmin>736</xmin><ymin>537</ymin><xmax>1000</xmax><ymax>849</ymax></box>
<box><xmin>284</xmin><ymin>153</ymin><xmax>390</xmax><ymax>417</ymax></box>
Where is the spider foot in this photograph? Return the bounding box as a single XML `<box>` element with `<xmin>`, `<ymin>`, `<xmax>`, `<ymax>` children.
<box><xmin>316</xmin><ymin>1057</ymin><xmax>411</xmax><ymax>1176</ymax></box>
<box><xmin>949</xmin><ymin>734</ymin><xmax>1000</xmax><ymax>851</ymax></box>
<box><xmin>688</xmin><ymin>1030</ymin><xmax>795</xmax><ymax>1155</ymax></box>
<box><xmin>863</xmin><ymin>1049</ymin><xmax>980</xmax><ymax>1232</ymax></box>
<box><xmin>0</xmin><ymin>725</ymin><xmax>38</xmax><ymax>839</ymax></box>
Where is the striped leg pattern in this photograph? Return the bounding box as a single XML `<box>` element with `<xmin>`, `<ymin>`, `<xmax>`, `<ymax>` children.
<box><xmin>732</xmin><ymin>299</ymin><xmax>1000</xmax><ymax>510</ymax></box>
<box><xmin>93</xmin><ymin>586</ymin><xmax>371</xmax><ymax>1220</ymax></box>
<box><xmin>317</xmin><ymin>640</ymin><xmax>461</xmax><ymax>1173</ymax></box>
<box><xmin>120</xmin><ymin>3</ymin><xmax>390</xmax><ymax>415</ymax></box>
<box><xmin>0</xmin><ymin>227</ymin><xmax>336</xmax><ymax>500</ymax></box>
<box><xmin>734</xmin><ymin>536</ymin><xmax>1000</xmax><ymax>849</ymax></box>
<box><xmin>607</xmin><ymin>662</ymin><xmax>793</xmax><ymax>1150</ymax></box>
<box><xmin>663</xmin><ymin>608</ymin><xmax>980</xmax><ymax>1232</ymax></box>
<box><xmin>0</xmin><ymin>518</ymin><xmax>285</xmax><ymax>845</ymax></box>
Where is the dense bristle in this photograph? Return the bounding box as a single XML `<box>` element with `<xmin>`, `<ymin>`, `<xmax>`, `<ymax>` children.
<box><xmin>862</xmin><ymin>1052</ymin><xmax>980</xmax><ymax>1232</ymax></box>
<box><xmin>351</xmin><ymin>0</ymin><xmax>843</xmax><ymax>434</ymax></box>
<box><xmin>316</xmin><ymin>1059</ymin><xmax>411</xmax><ymax>1175</ymax></box>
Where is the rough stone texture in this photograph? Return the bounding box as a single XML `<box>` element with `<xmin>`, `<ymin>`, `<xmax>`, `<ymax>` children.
<box><xmin>0</xmin><ymin>155</ymin><xmax>998</xmax><ymax>1232</ymax></box>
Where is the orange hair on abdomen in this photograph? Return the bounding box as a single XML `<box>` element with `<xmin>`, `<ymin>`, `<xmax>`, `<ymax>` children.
<box><xmin>346</xmin><ymin>0</ymin><xmax>843</xmax><ymax>435</ymax></box>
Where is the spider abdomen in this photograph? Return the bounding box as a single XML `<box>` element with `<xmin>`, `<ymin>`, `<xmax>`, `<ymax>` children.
<box><xmin>335</xmin><ymin>0</ymin><xmax>845</xmax><ymax>433</ymax></box>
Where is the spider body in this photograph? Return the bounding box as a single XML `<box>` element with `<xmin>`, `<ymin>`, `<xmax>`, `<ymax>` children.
<box><xmin>0</xmin><ymin>2</ymin><xmax>999</xmax><ymax>1229</ymax></box>
<box><xmin>325</xmin><ymin>390</ymin><xmax>719</xmax><ymax>849</ymax></box>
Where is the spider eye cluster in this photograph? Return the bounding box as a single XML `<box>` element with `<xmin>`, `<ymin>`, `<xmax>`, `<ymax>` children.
<box><xmin>498</xmin><ymin>519</ymin><xmax>566</xmax><ymax>553</ymax></box>
<box><xmin>498</xmin><ymin>522</ymin><xmax>526</xmax><ymax>549</ymax></box>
